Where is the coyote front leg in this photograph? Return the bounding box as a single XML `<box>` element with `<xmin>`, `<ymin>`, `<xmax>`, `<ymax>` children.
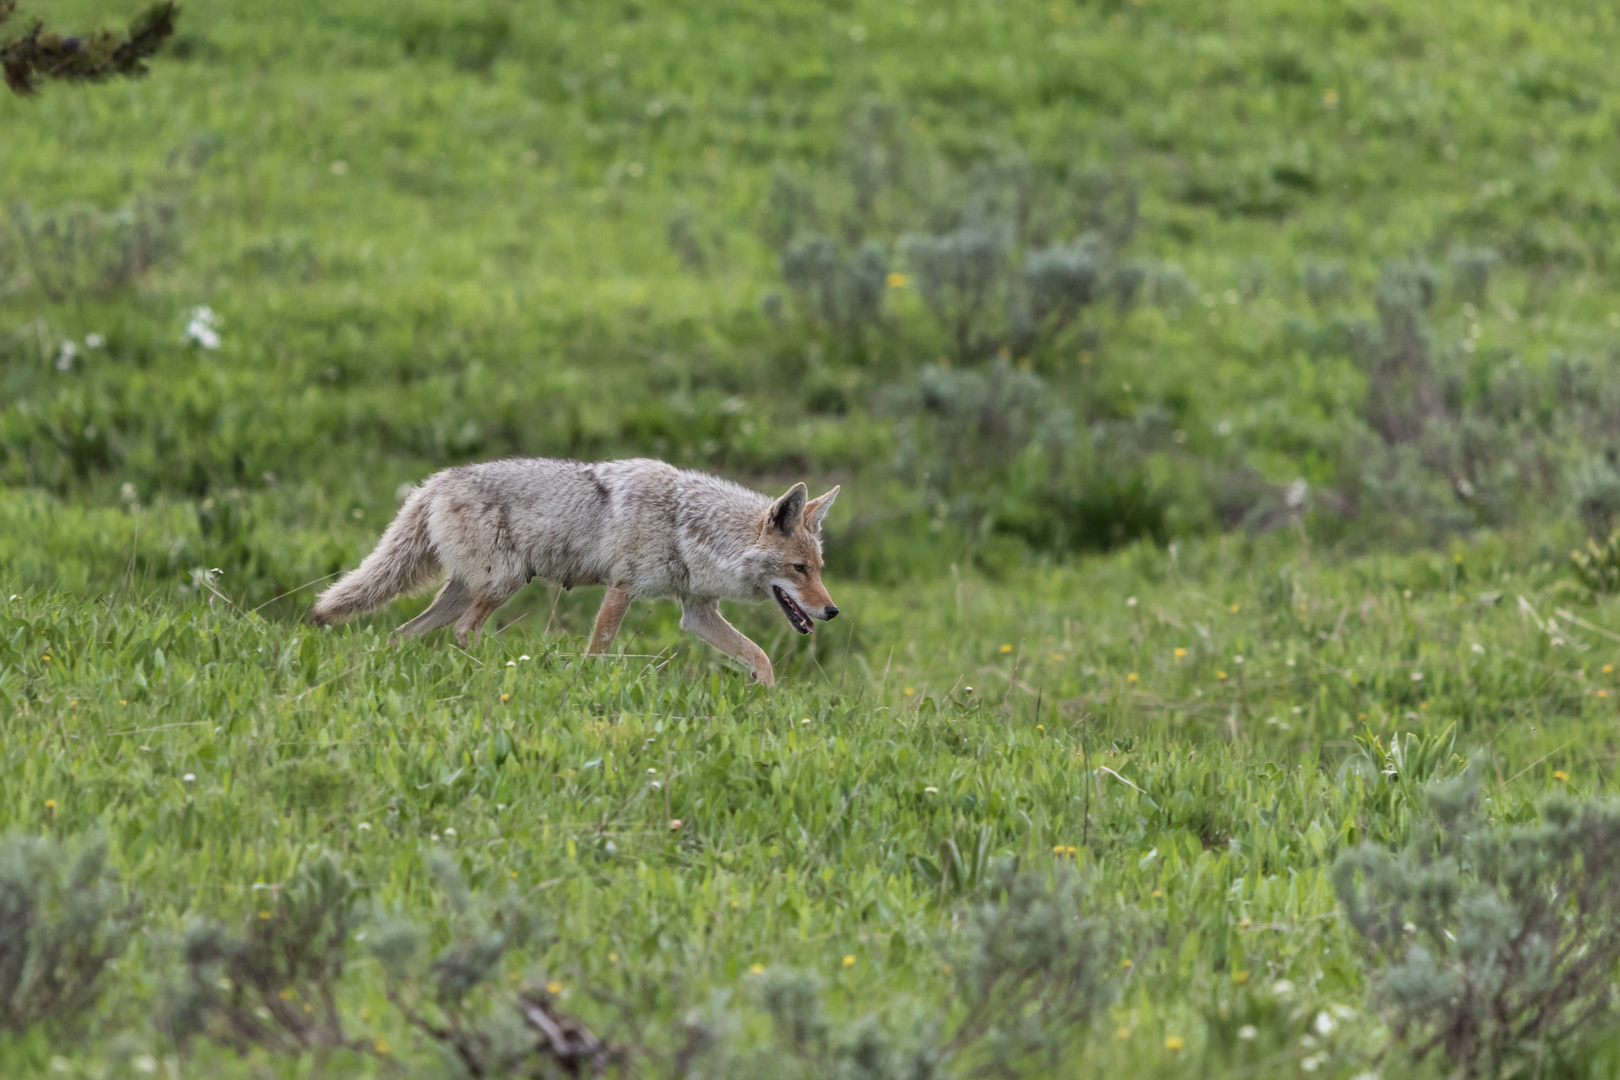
<box><xmin>587</xmin><ymin>585</ymin><xmax>631</xmax><ymax>656</ymax></box>
<box><xmin>680</xmin><ymin>598</ymin><xmax>774</xmax><ymax>686</ymax></box>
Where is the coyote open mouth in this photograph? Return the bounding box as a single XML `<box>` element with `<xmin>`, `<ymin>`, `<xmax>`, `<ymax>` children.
<box><xmin>773</xmin><ymin>585</ymin><xmax>814</xmax><ymax>634</ymax></box>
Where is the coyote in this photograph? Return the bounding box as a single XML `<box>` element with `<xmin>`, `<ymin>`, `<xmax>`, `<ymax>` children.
<box><xmin>309</xmin><ymin>458</ymin><xmax>839</xmax><ymax>685</ymax></box>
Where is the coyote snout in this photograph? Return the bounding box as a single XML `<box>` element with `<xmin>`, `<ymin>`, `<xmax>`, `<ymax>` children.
<box><xmin>308</xmin><ymin>457</ymin><xmax>841</xmax><ymax>687</ymax></box>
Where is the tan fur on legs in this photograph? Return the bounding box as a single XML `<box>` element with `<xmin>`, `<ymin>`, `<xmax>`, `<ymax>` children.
<box><xmin>681</xmin><ymin>598</ymin><xmax>774</xmax><ymax>686</ymax></box>
<box><xmin>587</xmin><ymin>585</ymin><xmax>631</xmax><ymax>656</ymax></box>
<box><xmin>453</xmin><ymin>593</ymin><xmax>505</xmax><ymax>649</ymax></box>
<box><xmin>392</xmin><ymin>578</ymin><xmax>472</xmax><ymax>644</ymax></box>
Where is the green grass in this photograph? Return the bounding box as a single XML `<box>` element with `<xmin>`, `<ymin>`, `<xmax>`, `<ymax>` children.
<box><xmin>6</xmin><ymin>0</ymin><xmax>1620</xmax><ymax>1074</ymax></box>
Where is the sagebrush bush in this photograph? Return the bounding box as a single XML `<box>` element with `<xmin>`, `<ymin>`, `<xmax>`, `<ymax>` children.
<box><xmin>5</xmin><ymin>196</ymin><xmax>179</xmax><ymax>300</ymax></box>
<box><xmin>780</xmin><ymin>235</ymin><xmax>888</xmax><ymax>346</ymax></box>
<box><xmin>164</xmin><ymin>852</ymin><xmax>364</xmax><ymax>1055</ymax></box>
<box><xmin>373</xmin><ymin>854</ymin><xmax>617</xmax><ymax>1078</ymax></box>
<box><xmin>700</xmin><ymin>862</ymin><xmax>1120</xmax><ymax>1080</ymax></box>
<box><xmin>1335</xmin><ymin>768</ymin><xmax>1620</xmax><ymax>1077</ymax></box>
<box><xmin>0</xmin><ymin>832</ymin><xmax>137</xmax><ymax>1036</ymax></box>
<box><xmin>1449</xmin><ymin>245</ymin><xmax>1499</xmax><ymax>305</ymax></box>
<box><xmin>1569</xmin><ymin>451</ymin><xmax>1620</xmax><ymax>539</ymax></box>
<box><xmin>901</xmin><ymin>226</ymin><xmax>1011</xmax><ymax>360</ymax></box>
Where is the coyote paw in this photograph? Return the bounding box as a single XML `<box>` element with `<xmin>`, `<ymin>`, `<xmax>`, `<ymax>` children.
<box><xmin>747</xmin><ymin>651</ymin><xmax>775</xmax><ymax>687</ymax></box>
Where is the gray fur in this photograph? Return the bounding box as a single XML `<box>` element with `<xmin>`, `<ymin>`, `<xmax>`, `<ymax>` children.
<box><xmin>309</xmin><ymin>457</ymin><xmax>840</xmax><ymax>684</ymax></box>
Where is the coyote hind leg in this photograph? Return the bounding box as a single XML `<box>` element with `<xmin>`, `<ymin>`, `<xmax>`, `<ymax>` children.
<box><xmin>392</xmin><ymin>578</ymin><xmax>471</xmax><ymax>644</ymax></box>
<box><xmin>586</xmin><ymin>585</ymin><xmax>632</xmax><ymax>656</ymax></box>
<box><xmin>453</xmin><ymin>589</ymin><xmax>514</xmax><ymax>649</ymax></box>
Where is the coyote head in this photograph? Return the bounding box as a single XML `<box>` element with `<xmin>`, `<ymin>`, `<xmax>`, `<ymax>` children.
<box><xmin>755</xmin><ymin>483</ymin><xmax>840</xmax><ymax>634</ymax></box>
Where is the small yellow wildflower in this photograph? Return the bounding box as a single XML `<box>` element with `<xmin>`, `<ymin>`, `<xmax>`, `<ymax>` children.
<box><xmin>843</xmin><ymin>954</ymin><xmax>856</xmax><ymax>968</ymax></box>
<box><xmin>1174</xmin><ymin>647</ymin><xmax>1187</xmax><ymax>659</ymax></box>
<box><xmin>1322</xmin><ymin>88</ymin><xmax>1339</xmax><ymax>108</ymax></box>
<box><xmin>500</xmin><ymin>693</ymin><xmax>510</xmax><ymax>703</ymax></box>
<box><xmin>1127</xmin><ymin>672</ymin><xmax>1139</xmax><ymax>683</ymax></box>
<box><xmin>547</xmin><ymin>981</ymin><xmax>564</xmax><ymax>995</ymax></box>
<box><xmin>44</xmin><ymin>798</ymin><xmax>57</xmax><ymax>812</ymax></box>
<box><xmin>1053</xmin><ymin>844</ymin><xmax>1065</xmax><ymax>854</ymax></box>
<box><xmin>1229</xmin><ymin>604</ymin><xmax>1239</xmax><ymax>614</ymax></box>
<box><xmin>279</xmin><ymin>988</ymin><xmax>296</xmax><ymax>1001</ymax></box>
<box><xmin>1165</xmin><ymin>1035</ymin><xmax>1186</xmax><ymax>1052</ymax></box>
<box><xmin>258</xmin><ymin>911</ymin><xmax>271</xmax><ymax>920</ymax></box>
<box><xmin>374</xmin><ymin>1037</ymin><xmax>390</xmax><ymax>1055</ymax></box>
<box><xmin>1000</xmin><ymin>643</ymin><xmax>1013</xmax><ymax>654</ymax></box>
<box><xmin>609</xmin><ymin>952</ymin><xmax>619</xmax><ymax>964</ymax></box>
<box><xmin>1035</xmin><ymin>724</ymin><xmax>1045</xmax><ymax>734</ymax></box>
<box><xmin>42</xmin><ymin>654</ymin><xmax>50</xmax><ymax>662</ymax></box>
<box><xmin>1067</xmin><ymin>846</ymin><xmax>1076</xmax><ymax>855</ymax></box>
<box><xmin>886</xmin><ymin>272</ymin><xmax>908</xmax><ymax>289</ymax></box>
<box><xmin>750</xmin><ymin>963</ymin><xmax>766</xmax><ymax>974</ymax></box>
<box><xmin>1599</xmin><ymin>690</ymin><xmax>1609</xmax><ymax>699</ymax></box>
<box><xmin>1216</xmin><ymin>671</ymin><xmax>1228</xmax><ymax>681</ymax></box>
<box><xmin>1233</xmin><ymin>970</ymin><xmax>1249</xmax><ymax>984</ymax></box>
<box><xmin>1554</xmin><ymin>770</ymin><xmax>1569</xmax><ymax>782</ymax></box>
<box><xmin>1115</xmin><ymin>1027</ymin><xmax>1131</xmax><ymax>1040</ymax></box>
<box><xmin>903</xmin><ymin>687</ymin><xmax>915</xmax><ymax>696</ymax></box>
<box><xmin>1050</xmin><ymin>652</ymin><xmax>1062</xmax><ymax>661</ymax></box>
<box><xmin>1121</xmin><ymin>958</ymin><xmax>1133</xmax><ymax>969</ymax></box>
<box><xmin>1151</xmin><ymin>889</ymin><xmax>1162</xmax><ymax>899</ymax></box>
<box><xmin>1358</xmin><ymin>712</ymin><xmax>1367</xmax><ymax>720</ymax></box>
<box><xmin>1604</xmin><ymin>664</ymin><xmax>1615</xmax><ymax>674</ymax></box>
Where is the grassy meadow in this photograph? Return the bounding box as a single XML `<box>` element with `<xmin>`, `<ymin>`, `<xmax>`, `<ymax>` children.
<box><xmin>5</xmin><ymin>0</ymin><xmax>1620</xmax><ymax>1076</ymax></box>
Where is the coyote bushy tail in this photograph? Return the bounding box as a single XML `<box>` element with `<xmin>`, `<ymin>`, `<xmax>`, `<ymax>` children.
<box><xmin>309</xmin><ymin>487</ymin><xmax>439</xmax><ymax>625</ymax></box>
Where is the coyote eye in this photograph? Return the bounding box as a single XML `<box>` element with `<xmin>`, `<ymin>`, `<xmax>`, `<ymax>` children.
<box><xmin>793</xmin><ymin>563</ymin><xmax>808</xmax><ymax>574</ymax></box>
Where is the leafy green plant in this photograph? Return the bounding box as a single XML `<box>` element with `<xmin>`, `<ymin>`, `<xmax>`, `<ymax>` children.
<box><xmin>1335</xmin><ymin>769</ymin><xmax>1620</xmax><ymax>1077</ymax></box>
<box><xmin>1569</xmin><ymin>531</ymin><xmax>1620</xmax><ymax>594</ymax></box>
<box><xmin>0</xmin><ymin>832</ymin><xmax>138</xmax><ymax>1036</ymax></box>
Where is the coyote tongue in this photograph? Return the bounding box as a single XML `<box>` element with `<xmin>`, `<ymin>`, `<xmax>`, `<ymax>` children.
<box><xmin>773</xmin><ymin>586</ymin><xmax>814</xmax><ymax>634</ymax></box>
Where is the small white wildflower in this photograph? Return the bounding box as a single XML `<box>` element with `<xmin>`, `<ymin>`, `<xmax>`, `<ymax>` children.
<box><xmin>1315</xmin><ymin>1011</ymin><xmax>1335</xmax><ymax>1036</ymax></box>
<box><xmin>443</xmin><ymin>827</ymin><xmax>457</xmax><ymax>838</ymax></box>
<box><xmin>55</xmin><ymin>340</ymin><xmax>78</xmax><ymax>371</ymax></box>
<box><xmin>85</xmin><ymin>333</ymin><xmax>105</xmax><ymax>349</ymax></box>
<box><xmin>133</xmin><ymin>1056</ymin><xmax>158</xmax><ymax>1075</ymax></box>
<box><xmin>184</xmin><ymin>305</ymin><xmax>222</xmax><ymax>349</ymax></box>
<box><xmin>1302</xmin><ymin>1054</ymin><xmax>1324</xmax><ymax>1073</ymax></box>
<box><xmin>519</xmin><ymin>654</ymin><xmax>531</xmax><ymax>661</ymax></box>
<box><xmin>507</xmin><ymin>660</ymin><xmax>517</xmax><ymax>667</ymax></box>
<box><xmin>358</xmin><ymin>822</ymin><xmax>371</xmax><ymax>831</ymax></box>
<box><xmin>924</xmin><ymin>786</ymin><xmax>938</xmax><ymax>794</ymax></box>
<box><xmin>1237</xmin><ymin>1025</ymin><xmax>1258</xmax><ymax>1041</ymax></box>
<box><xmin>1271</xmin><ymin>979</ymin><xmax>1295</xmax><ymax>997</ymax></box>
<box><xmin>1126</xmin><ymin>596</ymin><xmax>1138</xmax><ymax>607</ymax></box>
<box><xmin>183</xmin><ymin>773</ymin><xmax>196</xmax><ymax>784</ymax></box>
<box><xmin>330</xmin><ymin>160</ymin><xmax>349</xmax><ymax>175</ymax></box>
<box><xmin>1471</xmin><ymin>643</ymin><xmax>1485</xmax><ymax>654</ymax></box>
<box><xmin>1411</xmin><ymin>671</ymin><xmax>1424</xmax><ymax>682</ymax></box>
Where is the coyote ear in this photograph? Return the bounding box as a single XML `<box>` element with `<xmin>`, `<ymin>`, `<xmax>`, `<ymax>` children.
<box><xmin>804</xmin><ymin>485</ymin><xmax>840</xmax><ymax>533</ymax></box>
<box><xmin>769</xmin><ymin>482</ymin><xmax>809</xmax><ymax>534</ymax></box>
